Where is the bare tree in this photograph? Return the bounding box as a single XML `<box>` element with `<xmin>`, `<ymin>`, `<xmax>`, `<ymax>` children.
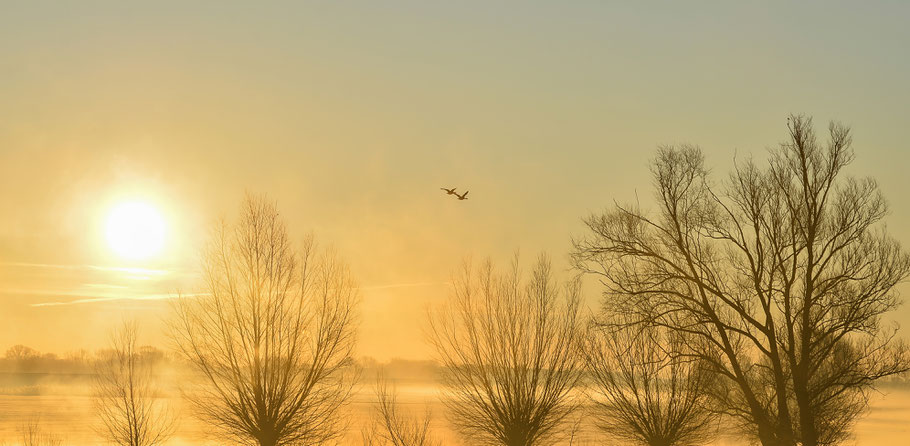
<box><xmin>17</xmin><ymin>416</ymin><xmax>63</xmax><ymax>446</ymax></box>
<box><xmin>573</xmin><ymin>115</ymin><xmax>910</xmax><ymax>446</ymax></box>
<box><xmin>5</xmin><ymin>344</ymin><xmax>39</xmax><ymax>361</ymax></box>
<box><xmin>169</xmin><ymin>195</ymin><xmax>359</xmax><ymax>446</ymax></box>
<box><xmin>94</xmin><ymin>320</ymin><xmax>176</xmax><ymax>446</ymax></box>
<box><xmin>427</xmin><ymin>255</ymin><xmax>583</xmax><ymax>446</ymax></box>
<box><xmin>361</xmin><ymin>374</ymin><xmax>441</xmax><ymax>446</ymax></box>
<box><xmin>581</xmin><ymin>315</ymin><xmax>716</xmax><ymax>446</ymax></box>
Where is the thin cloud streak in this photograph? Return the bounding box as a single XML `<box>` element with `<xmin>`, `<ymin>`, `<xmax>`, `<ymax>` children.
<box><xmin>83</xmin><ymin>283</ymin><xmax>130</xmax><ymax>289</ymax></box>
<box><xmin>23</xmin><ymin>282</ymin><xmax>446</xmax><ymax>308</ymax></box>
<box><xmin>30</xmin><ymin>293</ymin><xmax>208</xmax><ymax>307</ymax></box>
<box><xmin>0</xmin><ymin>262</ymin><xmax>171</xmax><ymax>276</ymax></box>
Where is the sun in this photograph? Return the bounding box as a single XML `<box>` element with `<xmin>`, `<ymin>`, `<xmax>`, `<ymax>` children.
<box><xmin>105</xmin><ymin>201</ymin><xmax>166</xmax><ymax>260</ymax></box>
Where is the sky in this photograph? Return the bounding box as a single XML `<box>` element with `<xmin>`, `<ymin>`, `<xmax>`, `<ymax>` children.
<box><xmin>1</xmin><ymin>1</ymin><xmax>909</xmax><ymax>360</ymax></box>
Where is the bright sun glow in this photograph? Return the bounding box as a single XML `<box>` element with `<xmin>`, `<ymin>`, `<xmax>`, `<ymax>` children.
<box><xmin>105</xmin><ymin>201</ymin><xmax>166</xmax><ymax>260</ymax></box>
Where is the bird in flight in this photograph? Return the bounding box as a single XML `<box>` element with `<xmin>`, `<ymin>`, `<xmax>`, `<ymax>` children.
<box><xmin>455</xmin><ymin>190</ymin><xmax>469</xmax><ymax>200</ymax></box>
<box><xmin>440</xmin><ymin>187</ymin><xmax>457</xmax><ymax>195</ymax></box>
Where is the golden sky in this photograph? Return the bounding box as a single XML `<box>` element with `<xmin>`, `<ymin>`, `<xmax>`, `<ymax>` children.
<box><xmin>1</xmin><ymin>1</ymin><xmax>909</xmax><ymax>359</ymax></box>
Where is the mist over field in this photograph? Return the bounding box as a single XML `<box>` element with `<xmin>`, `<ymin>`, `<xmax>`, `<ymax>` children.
<box><xmin>0</xmin><ymin>352</ymin><xmax>910</xmax><ymax>446</ymax></box>
<box><xmin>0</xmin><ymin>354</ymin><xmax>908</xmax><ymax>445</ymax></box>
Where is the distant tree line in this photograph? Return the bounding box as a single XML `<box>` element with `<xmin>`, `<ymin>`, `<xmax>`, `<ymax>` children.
<box><xmin>0</xmin><ymin>344</ymin><xmax>167</xmax><ymax>375</ymax></box>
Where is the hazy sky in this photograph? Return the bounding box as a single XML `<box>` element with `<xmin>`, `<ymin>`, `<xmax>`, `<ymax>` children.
<box><xmin>1</xmin><ymin>1</ymin><xmax>909</xmax><ymax>360</ymax></box>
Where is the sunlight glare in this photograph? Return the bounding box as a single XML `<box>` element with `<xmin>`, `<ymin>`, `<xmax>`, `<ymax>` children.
<box><xmin>105</xmin><ymin>201</ymin><xmax>166</xmax><ymax>260</ymax></box>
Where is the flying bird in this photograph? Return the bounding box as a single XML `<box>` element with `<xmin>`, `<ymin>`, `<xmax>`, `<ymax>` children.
<box><xmin>455</xmin><ymin>190</ymin><xmax>469</xmax><ymax>200</ymax></box>
<box><xmin>440</xmin><ymin>187</ymin><xmax>457</xmax><ymax>195</ymax></box>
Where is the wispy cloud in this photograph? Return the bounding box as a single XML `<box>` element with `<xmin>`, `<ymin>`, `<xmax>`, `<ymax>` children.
<box><xmin>17</xmin><ymin>279</ymin><xmax>446</xmax><ymax>308</ymax></box>
<box><xmin>82</xmin><ymin>283</ymin><xmax>130</xmax><ymax>289</ymax></box>
<box><xmin>0</xmin><ymin>262</ymin><xmax>171</xmax><ymax>276</ymax></box>
<box><xmin>30</xmin><ymin>293</ymin><xmax>207</xmax><ymax>307</ymax></box>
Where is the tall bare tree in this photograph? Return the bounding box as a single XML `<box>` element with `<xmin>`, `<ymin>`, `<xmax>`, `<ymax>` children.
<box><xmin>93</xmin><ymin>320</ymin><xmax>175</xmax><ymax>446</ymax></box>
<box><xmin>361</xmin><ymin>375</ymin><xmax>441</xmax><ymax>446</ymax></box>
<box><xmin>169</xmin><ymin>195</ymin><xmax>359</xmax><ymax>446</ymax></box>
<box><xmin>573</xmin><ymin>115</ymin><xmax>910</xmax><ymax>446</ymax></box>
<box><xmin>581</xmin><ymin>315</ymin><xmax>716</xmax><ymax>446</ymax></box>
<box><xmin>427</xmin><ymin>255</ymin><xmax>583</xmax><ymax>446</ymax></box>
